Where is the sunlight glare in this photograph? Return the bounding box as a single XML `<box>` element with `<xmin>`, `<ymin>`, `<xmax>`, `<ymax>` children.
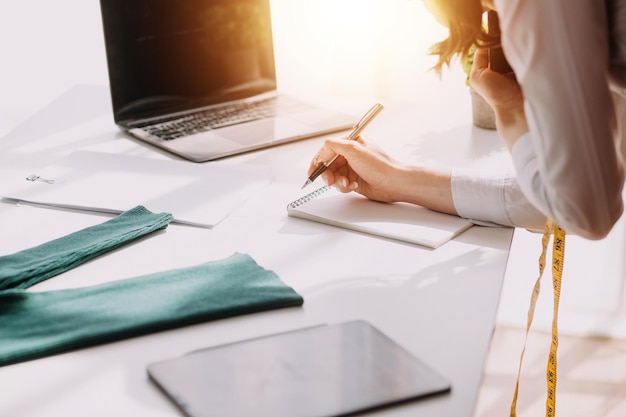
<box><xmin>271</xmin><ymin>0</ymin><xmax>448</xmax><ymax>100</ymax></box>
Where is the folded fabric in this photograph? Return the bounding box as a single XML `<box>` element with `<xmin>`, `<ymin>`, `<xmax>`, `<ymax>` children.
<box><xmin>0</xmin><ymin>205</ymin><xmax>174</xmax><ymax>291</ymax></box>
<box><xmin>0</xmin><ymin>253</ymin><xmax>303</xmax><ymax>367</ymax></box>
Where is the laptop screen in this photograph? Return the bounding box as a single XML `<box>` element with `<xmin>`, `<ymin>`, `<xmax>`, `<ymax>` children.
<box><xmin>99</xmin><ymin>0</ymin><xmax>277</xmax><ymax>124</ymax></box>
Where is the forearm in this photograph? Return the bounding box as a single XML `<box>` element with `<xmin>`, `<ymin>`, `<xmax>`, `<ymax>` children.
<box><xmin>383</xmin><ymin>164</ymin><xmax>549</xmax><ymax>231</ymax></box>
<box><xmin>386</xmin><ymin>164</ymin><xmax>457</xmax><ymax>216</ymax></box>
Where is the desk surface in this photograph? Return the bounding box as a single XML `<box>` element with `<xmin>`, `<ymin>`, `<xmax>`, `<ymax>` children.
<box><xmin>0</xmin><ymin>84</ymin><xmax>514</xmax><ymax>417</ymax></box>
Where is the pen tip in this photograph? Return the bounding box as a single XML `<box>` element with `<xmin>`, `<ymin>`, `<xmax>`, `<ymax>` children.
<box><xmin>301</xmin><ymin>179</ymin><xmax>312</xmax><ymax>189</ymax></box>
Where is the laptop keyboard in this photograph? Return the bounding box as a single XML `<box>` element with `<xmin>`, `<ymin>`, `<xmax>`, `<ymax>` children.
<box><xmin>142</xmin><ymin>97</ymin><xmax>279</xmax><ymax>141</ymax></box>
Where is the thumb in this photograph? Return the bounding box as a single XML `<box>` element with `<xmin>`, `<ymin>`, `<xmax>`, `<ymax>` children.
<box><xmin>472</xmin><ymin>47</ymin><xmax>489</xmax><ymax>72</ymax></box>
<box><xmin>323</xmin><ymin>138</ymin><xmax>365</xmax><ymax>163</ymax></box>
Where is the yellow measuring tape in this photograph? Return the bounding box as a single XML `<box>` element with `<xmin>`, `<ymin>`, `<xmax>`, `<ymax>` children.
<box><xmin>510</xmin><ymin>218</ymin><xmax>565</xmax><ymax>417</ymax></box>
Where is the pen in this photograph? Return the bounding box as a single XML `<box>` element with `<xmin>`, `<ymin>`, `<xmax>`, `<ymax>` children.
<box><xmin>301</xmin><ymin>103</ymin><xmax>384</xmax><ymax>189</ymax></box>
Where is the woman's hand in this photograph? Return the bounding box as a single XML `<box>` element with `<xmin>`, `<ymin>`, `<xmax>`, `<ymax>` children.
<box><xmin>307</xmin><ymin>136</ymin><xmax>401</xmax><ymax>203</ymax></box>
<box><xmin>470</xmin><ymin>47</ymin><xmax>528</xmax><ymax>147</ymax></box>
<box><xmin>306</xmin><ymin>136</ymin><xmax>457</xmax><ymax>215</ymax></box>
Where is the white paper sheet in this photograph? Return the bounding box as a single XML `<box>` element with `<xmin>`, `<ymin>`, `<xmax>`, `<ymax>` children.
<box><xmin>0</xmin><ymin>151</ymin><xmax>273</xmax><ymax>228</ymax></box>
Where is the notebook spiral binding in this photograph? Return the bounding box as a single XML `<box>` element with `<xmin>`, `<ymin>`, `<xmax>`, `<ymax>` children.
<box><xmin>287</xmin><ymin>185</ymin><xmax>331</xmax><ymax>209</ymax></box>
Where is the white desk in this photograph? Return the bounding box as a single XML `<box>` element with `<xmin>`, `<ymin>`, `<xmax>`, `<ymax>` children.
<box><xmin>0</xmin><ymin>84</ymin><xmax>514</xmax><ymax>417</ymax></box>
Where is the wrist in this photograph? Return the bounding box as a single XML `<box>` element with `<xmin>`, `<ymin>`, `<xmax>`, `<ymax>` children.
<box><xmin>388</xmin><ymin>164</ymin><xmax>456</xmax><ymax>215</ymax></box>
<box><xmin>494</xmin><ymin>104</ymin><xmax>528</xmax><ymax>148</ymax></box>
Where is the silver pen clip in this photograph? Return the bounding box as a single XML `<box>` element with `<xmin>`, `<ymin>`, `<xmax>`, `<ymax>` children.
<box><xmin>26</xmin><ymin>174</ymin><xmax>55</xmax><ymax>184</ymax></box>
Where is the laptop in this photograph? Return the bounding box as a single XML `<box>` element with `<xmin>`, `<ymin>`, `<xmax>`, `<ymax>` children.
<box><xmin>147</xmin><ymin>321</ymin><xmax>451</xmax><ymax>417</ymax></box>
<box><xmin>98</xmin><ymin>0</ymin><xmax>356</xmax><ymax>162</ymax></box>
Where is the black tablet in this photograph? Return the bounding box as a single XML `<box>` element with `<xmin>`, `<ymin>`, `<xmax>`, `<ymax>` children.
<box><xmin>147</xmin><ymin>320</ymin><xmax>451</xmax><ymax>417</ymax></box>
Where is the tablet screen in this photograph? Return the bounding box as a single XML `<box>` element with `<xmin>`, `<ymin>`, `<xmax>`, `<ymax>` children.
<box><xmin>147</xmin><ymin>320</ymin><xmax>451</xmax><ymax>417</ymax></box>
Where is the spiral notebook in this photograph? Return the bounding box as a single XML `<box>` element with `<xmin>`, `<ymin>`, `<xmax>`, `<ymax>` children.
<box><xmin>286</xmin><ymin>186</ymin><xmax>473</xmax><ymax>248</ymax></box>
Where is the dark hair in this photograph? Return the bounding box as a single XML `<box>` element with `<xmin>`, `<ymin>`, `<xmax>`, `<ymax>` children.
<box><xmin>427</xmin><ymin>1</ymin><xmax>499</xmax><ymax>73</ymax></box>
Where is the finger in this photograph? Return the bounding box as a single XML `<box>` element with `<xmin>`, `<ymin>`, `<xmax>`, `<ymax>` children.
<box><xmin>321</xmin><ymin>148</ymin><xmax>352</xmax><ymax>190</ymax></box>
<box><xmin>320</xmin><ymin>168</ymin><xmax>336</xmax><ymax>186</ymax></box>
<box><xmin>472</xmin><ymin>47</ymin><xmax>489</xmax><ymax>71</ymax></box>
<box><xmin>346</xmin><ymin>168</ymin><xmax>360</xmax><ymax>190</ymax></box>
<box><xmin>316</xmin><ymin>147</ymin><xmax>336</xmax><ymax>164</ymax></box>
<box><xmin>324</xmin><ymin>137</ymin><xmax>363</xmax><ymax>160</ymax></box>
<box><xmin>307</xmin><ymin>138</ymin><xmax>341</xmax><ymax>176</ymax></box>
<box><xmin>307</xmin><ymin>151</ymin><xmax>330</xmax><ymax>177</ymax></box>
<box><xmin>332</xmin><ymin>175</ymin><xmax>354</xmax><ymax>193</ymax></box>
<box><xmin>469</xmin><ymin>47</ymin><xmax>495</xmax><ymax>95</ymax></box>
